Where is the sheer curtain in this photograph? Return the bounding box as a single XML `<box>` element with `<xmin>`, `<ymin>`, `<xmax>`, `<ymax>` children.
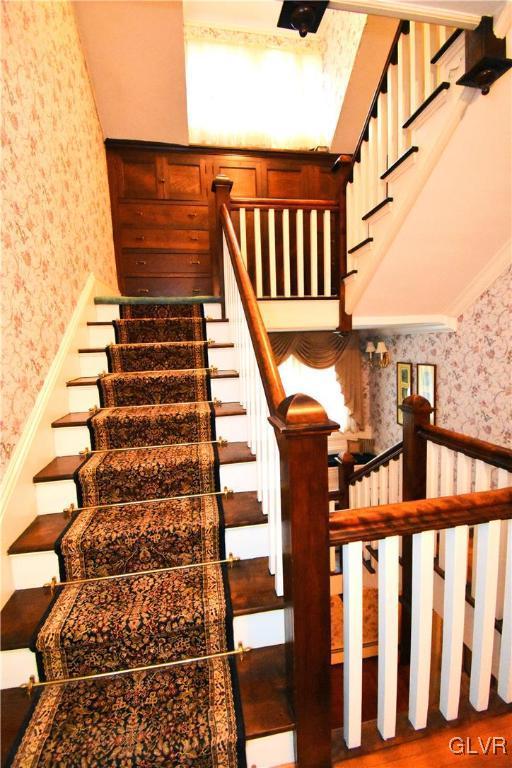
<box><xmin>279</xmin><ymin>356</ymin><xmax>350</xmax><ymax>431</ymax></box>
<box><xmin>185</xmin><ymin>36</ymin><xmax>330</xmax><ymax>150</ymax></box>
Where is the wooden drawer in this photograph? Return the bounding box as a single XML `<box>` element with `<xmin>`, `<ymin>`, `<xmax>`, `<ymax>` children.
<box><xmin>118</xmin><ymin>203</ymin><xmax>209</xmax><ymax>229</ymax></box>
<box><xmin>123</xmin><ymin>276</ymin><xmax>213</xmax><ymax>298</ymax></box>
<box><xmin>121</xmin><ymin>251</ymin><xmax>210</xmax><ymax>276</ymax></box>
<box><xmin>120</xmin><ymin>228</ymin><xmax>209</xmax><ymax>251</ymax></box>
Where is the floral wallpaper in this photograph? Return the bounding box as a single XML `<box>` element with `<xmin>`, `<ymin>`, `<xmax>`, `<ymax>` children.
<box><xmin>319</xmin><ymin>9</ymin><xmax>367</xmax><ymax>145</ymax></box>
<box><xmin>365</xmin><ymin>265</ymin><xmax>512</xmax><ymax>453</ymax></box>
<box><xmin>1</xmin><ymin>1</ymin><xmax>116</xmax><ymax>472</ymax></box>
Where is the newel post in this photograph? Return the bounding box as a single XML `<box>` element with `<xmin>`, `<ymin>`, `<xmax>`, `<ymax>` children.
<box><xmin>336</xmin><ymin>451</ymin><xmax>355</xmax><ymax>510</ymax></box>
<box><xmin>270</xmin><ymin>394</ymin><xmax>339</xmax><ymax>768</ymax></box>
<box><xmin>211</xmin><ymin>175</ymin><xmax>233</xmax><ymax>302</ymax></box>
<box><xmin>400</xmin><ymin>395</ymin><xmax>433</xmax><ymax>663</ymax></box>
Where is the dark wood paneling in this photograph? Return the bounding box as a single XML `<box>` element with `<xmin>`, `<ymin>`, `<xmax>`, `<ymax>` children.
<box><xmin>266</xmin><ymin>165</ymin><xmax>306</xmax><ymax>198</ymax></box>
<box><xmin>120</xmin><ymin>228</ymin><xmax>209</xmax><ymax>251</ymax></box>
<box><xmin>121</xmin><ymin>251</ymin><xmax>211</xmax><ymax>275</ymax></box>
<box><xmin>119</xmin><ymin>202</ymin><xmax>209</xmax><ymax>229</ymax></box>
<box><xmin>160</xmin><ymin>154</ymin><xmax>208</xmax><ymax>201</ymax></box>
<box><xmin>116</xmin><ymin>152</ymin><xmax>161</xmax><ymax>199</ymax></box>
<box><xmin>123</xmin><ymin>275</ymin><xmax>212</xmax><ymax>298</ymax></box>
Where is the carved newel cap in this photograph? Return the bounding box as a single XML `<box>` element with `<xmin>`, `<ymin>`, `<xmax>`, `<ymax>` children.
<box><xmin>401</xmin><ymin>394</ymin><xmax>433</xmax><ymax>416</ymax></box>
<box><xmin>272</xmin><ymin>393</ymin><xmax>339</xmax><ymax>434</ymax></box>
<box><xmin>211</xmin><ymin>174</ymin><xmax>234</xmax><ymax>192</ymax></box>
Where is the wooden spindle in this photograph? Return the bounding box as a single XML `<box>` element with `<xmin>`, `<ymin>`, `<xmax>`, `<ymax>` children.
<box><xmin>310</xmin><ymin>209</ymin><xmax>318</xmax><ymax>297</ymax></box>
<box><xmin>409</xmin><ymin>22</ymin><xmax>425</xmax><ymax>114</ymax></box>
<box><xmin>376</xmin><ymin>91</ymin><xmax>388</xmax><ymax>196</ymax></box>
<box><xmin>368</xmin><ymin>117</ymin><xmax>379</xmax><ymax>211</ymax></box>
<box><xmin>387</xmin><ymin>63</ymin><xmax>399</xmax><ymax>164</ymax></box>
<box><xmin>498</xmin><ymin>519</ymin><xmax>512</xmax><ymax>703</ymax></box>
<box><xmin>283</xmin><ymin>209</ymin><xmax>291</xmax><ymax>297</ymax></box>
<box><xmin>472</xmin><ymin>461</ymin><xmax>494</xmax><ymax>597</ymax></box>
<box><xmin>296</xmin><ymin>209</ymin><xmax>304</xmax><ymax>297</ymax></box>
<box><xmin>456</xmin><ymin>452</ymin><xmax>473</xmax><ymax>493</ymax></box>
<box><xmin>343</xmin><ymin>540</ymin><xmax>363</xmax><ymax>749</ymax></box>
<box><xmin>423</xmin><ymin>24</ymin><xmax>436</xmax><ymax>96</ymax></box>
<box><xmin>409</xmin><ymin>530</ymin><xmax>435</xmax><ymax>729</ymax></box>
<box><xmin>378</xmin><ymin>535</ymin><xmax>400</xmax><ymax>739</ymax></box>
<box><xmin>239</xmin><ymin>207</ymin><xmax>248</xmax><ymax>268</ymax></box>
<box><xmin>388</xmin><ymin>458</ymin><xmax>400</xmax><ymax>504</ymax></box>
<box><xmin>440</xmin><ymin>524</ymin><xmax>469</xmax><ymax>720</ymax></box>
<box><xmin>397</xmin><ymin>31</ymin><xmax>411</xmax><ymax>154</ymax></box>
<box><xmin>268</xmin><ymin>208</ymin><xmax>277</xmax><ymax>298</ymax></box>
<box><xmin>254</xmin><ymin>207</ymin><xmax>263</xmax><ymax>298</ymax></box>
<box><xmin>337</xmin><ymin>452</ymin><xmax>355</xmax><ymax>510</ymax></box>
<box><xmin>470</xmin><ymin>519</ymin><xmax>501</xmax><ymax>711</ymax></box>
<box><xmin>323</xmin><ymin>210</ymin><xmax>331</xmax><ymax>297</ymax></box>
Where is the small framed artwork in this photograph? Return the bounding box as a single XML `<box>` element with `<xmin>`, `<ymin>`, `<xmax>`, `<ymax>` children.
<box><xmin>417</xmin><ymin>363</ymin><xmax>437</xmax><ymax>423</ymax></box>
<box><xmin>396</xmin><ymin>362</ymin><xmax>413</xmax><ymax>425</ymax></box>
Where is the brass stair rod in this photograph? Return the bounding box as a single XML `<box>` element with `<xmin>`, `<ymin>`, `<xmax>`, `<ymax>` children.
<box><xmin>63</xmin><ymin>487</ymin><xmax>234</xmax><ymax>516</ymax></box>
<box><xmin>104</xmin><ymin>339</ymin><xmax>217</xmax><ymax>349</ymax></box>
<box><xmin>97</xmin><ymin>365</ymin><xmax>218</xmax><ymax>376</ymax></box>
<box><xmin>45</xmin><ymin>553</ymin><xmax>240</xmax><ymax>592</ymax></box>
<box><xmin>88</xmin><ymin>398</ymin><xmax>222</xmax><ymax>413</ymax></box>
<box><xmin>22</xmin><ymin>643</ymin><xmax>251</xmax><ymax>695</ymax></box>
<box><xmin>79</xmin><ymin>437</ymin><xmax>228</xmax><ymax>457</ymax></box>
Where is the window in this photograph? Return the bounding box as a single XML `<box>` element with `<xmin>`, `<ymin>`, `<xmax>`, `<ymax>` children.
<box><xmin>278</xmin><ymin>355</ymin><xmax>349</xmax><ymax>430</ymax></box>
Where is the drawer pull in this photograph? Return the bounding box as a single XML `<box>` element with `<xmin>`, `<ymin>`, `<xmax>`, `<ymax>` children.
<box><xmin>189</xmin><ymin>236</ymin><xmax>199</xmax><ymax>241</ymax></box>
<box><xmin>135</xmin><ymin>236</ymin><xmax>145</xmax><ymax>242</ymax></box>
<box><xmin>187</xmin><ymin>213</ymin><xmax>197</xmax><ymax>218</ymax></box>
<box><xmin>192</xmin><ymin>288</ymin><xmax>201</xmax><ymax>294</ymax></box>
<box><xmin>138</xmin><ymin>289</ymin><xmax>150</xmax><ymax>294</ymax></box>
<box><xmin>190</xmin><ymin>259</ymin><xmax>201</xmax><ymax>265</ymax></box>
<box><xmin>135</xmin><ymin>260</ymin><xmax>147</xmax><ymax>266</ymax></box>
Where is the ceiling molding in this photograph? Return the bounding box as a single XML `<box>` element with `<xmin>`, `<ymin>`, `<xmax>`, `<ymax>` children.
<box><xmin>327</xmin><ymin>1</ymin><xmax>482</xmax><ymax>29</ymax></box>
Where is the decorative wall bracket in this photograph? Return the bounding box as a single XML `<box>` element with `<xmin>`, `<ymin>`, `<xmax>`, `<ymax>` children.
<box><xmin>457</xmin><ymin>16</ymin><xmax>512</xmax><ymax>94</ymax></box>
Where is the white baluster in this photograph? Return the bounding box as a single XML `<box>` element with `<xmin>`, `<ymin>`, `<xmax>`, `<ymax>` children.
<box><xmin>439</xmin><ymin>447</ymin><xmax>456</xmax><ymax>570</ymax></box>
<box><xmin>360</xmin><ymin>140</ymin><xmax>369</xmax><ymax>229</ymax></box>
<box><xmin>362</xmin><ymin>477</ymin><xmax>371</xmax><ymax>563</ymax></box>
<box><xmin>378</xmin><ymin>465</ymin><xmax>389</xmax><ymax>505</ymax></box>
<box><xmin>376</xmin><ymin>90</ymin><xmax>388</xmax><ymax>198</ymax></box>
<box><xmin>343</xmin><ymin>541</ymin><xmax>363</xmax><ymax>749</ymax></box>
<box><xmin>346</xmin><ymin>182</ymin><xmax>354</xmax><ymax>256</ymax></box>
<box><xmin>426</xmin><ymin>441</ymin><xmax>440</xmax><ymax>498</ymax></box>
<box><xmin>409</xmin><ymin>22</ymin><xmax>425</xmax><ymax>114</ymax></box>
<box><xmin>388</xmin><ymin>458</ymin><xmax>400</xmax><ymax>503</ymax></box>
<box><xmin>496</xmin><ymin>469</ymin><xmax>512</xmax><ymax>619</ymax></box>
<box><xmin>440</xmin><ymin>525</ymin><xmax>469</xmax><ymax>720</ymax></box>
<box><xmin>498</xmin><ymin>519</ymin><xmax>512</xmax><ymax>703</ymax></box>
<box><xmin>387</xmin><ymin>63</ymin><xmax>399</xmax><ymax>164</ymax></box>
<box><xmin>398</xmin><ymin>453</ymin><xmax>403</xmax><ymax>501</ymax></box>
<box><xmin>472</xmin><ymin>461</ymin><xmax>494</xmax><ymax>597</ymax></box>
<box><xmin>239</xmin><ymin>208</ymin><xmax>248</xmax><ymax>268</ymax></box>
<box><xmin>409</xmin><ymin>530</ymin><xmax>435</xmax><ymax>729</ymax></box>
<box><xmin>368</xmin><ymin>117</ymin><xmax>379</xmax><ymax>211</ymax></box>
<box><xmin>349</xmin><ymin>483</ymin><xmax>355</xmax><ymax>509</ymax></box>
<box><xmin>296</xmin><ymin>209</ymin><xmax>304</xmax><ymax>297</ymax></box>
<box><xmin>470</xmin><ymin>520</ymin><xmax>501</xmax><ymax>711</ymax></box>
<box><xmin>310</xmin><ymin>209</ymin><xmax>318</xmax><ymax>297</ymax></box>
<box><xmin>423</xmin><ymin>24</ymin><xmax>436</xmax><ymax>97</ymax></box>
<box><xmin>268</xmin><ymin>208</ymin><xmax>277</xmax><ymax>298</ymax></box>
<box><xmin>254</xmin><ymin>207</ymin><xmax>263</xmax><ymax>298</ymax></box>
<box><xmin>370</xmin><ymin>471</ymin><xmax>379</xmax><ymax>507</ymax></box>
<box><xmin>397</xmin><ymin>32</ymin><xmax>411</xmax><ymax>154</ymax></box>
<box><xmin>378</xmin><ymin>535</ymin><xmax>400</xmax><ymax>740</ymax></box>
<box><xmin>323</xmin><ymin>210</ymin><xmax>331</xmax><ymax>297</ymax></box>
<box><xmin>282</xmin><ymin>209</ymin><xmax>291</xmax><ymax>297</ymax></box>
<box><xmin>456</xmin><ymin>453</ymin><xmax>473</xmax><ymax>493</ymax></box>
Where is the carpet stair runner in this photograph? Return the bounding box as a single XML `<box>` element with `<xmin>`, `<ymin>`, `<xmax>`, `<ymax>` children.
<box><xmin>10</xmin><ymin>304</ymin><xmax>246</xmax><ymax>767</ymax></box>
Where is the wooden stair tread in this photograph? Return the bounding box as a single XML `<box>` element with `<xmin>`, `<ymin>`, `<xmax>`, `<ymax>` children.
<box><xmin>237</xmin><ymin>644</ymin><xmax>293</xmax><ymax>739</ymax></box>
<box><xmin>1</xmin><ymin>688</ymin><xmax>34</xmax><ymax>767</ymax></box>
<box><xmin>8</xmin><ymin>493</ymin><xmax>264</xmax><ymax>555</ymax></box>
<box><xmin>51</xmin><ymin>402</ymin><xmax>246</xmax><ymax>427</ymax></box>
<box><xmin>78</xmin><ymin>343</ymin><xmax>234</xmax><ymax>352</ymax></box>
<box><xmin>33</xmin><ymin>442</ymin><xmax>255</xmax><ymax>482</ymax></box>
<box><xmin>1</xmin><ymin>558</ymin><xmax>279</xmax><ymax>651</ymax></box>
<box><xmin>66</xmin><ymin>370</ymin><xmax>239</xmax><ymax>386</ymax></box>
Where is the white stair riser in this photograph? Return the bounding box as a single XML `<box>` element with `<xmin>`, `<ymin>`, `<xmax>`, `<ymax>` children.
<box><xmin>10</xmin><ymin>523</ymin><xmax>269</xmax><ymax>589</ymax></box>
<box><xmin>53</xmin><ymin>414</ymin><xmax>249</xmax><ymax>456</ymax></box>
<box><xmin>94</xmin><ymin>303</ymin><xmax>223</xmax><ymax>322</ymax></box>
<box><xmin>35</xmin><ymin>461</ymin><xmax>258</xmax><ymax>515</ymax></box>
<box><xmin>79</xmin><ymin>347</ymin><xmax>237</xmax><ymax>377</ymax></box>
<box><xmin>0</xmin><ymin>607</ymin><xmax>283</xmax><ymax>689</ymax></box>
<box><xmin>88</xmin><ymin>321</ymin><xmax>232</xmax><ymax>347</ymax></box>
<box><xmin>246</xmin><ymin>731</ymin><xmax>295</xmax><ymax>768</ymax></box>
<box><xmin>67</xmin><ymin>377</ymin><xmax>242</xmax><ymax>412</ymax></box>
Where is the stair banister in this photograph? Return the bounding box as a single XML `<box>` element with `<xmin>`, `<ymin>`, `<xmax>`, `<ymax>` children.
<box><xmin>213</xmin><ymin>176</ymin><xmax>338</xmax><ymax>768</ymax></box>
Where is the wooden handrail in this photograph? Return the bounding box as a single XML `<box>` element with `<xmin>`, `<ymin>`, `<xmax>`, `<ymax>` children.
<box><xmin>332</xmin><ymin>21</ymin><xmax>406</xmax><ymax>172</ymax></box>
<box><xmin>220</xmin><ymin>203</ymin><xmax>286</xmax><ymax>414</ymax></box>
<box><xmin>230</xmin><ymin>196</ymin><xmax>339</xmax><ymax>211</ymax></box>
<box><xmin>418</xmin><ymin>423</ymin><xmax>512</xmax><ymax>471</ymax></box>
<box><xmin>342</xmin><ymin>441</ymin><xmax>403</xmax><ymax>484</ymax></box>
<box><xmin>330</xmin><ymin>487</ymin><xmax>512</xmax><ymax>545</ymax></box>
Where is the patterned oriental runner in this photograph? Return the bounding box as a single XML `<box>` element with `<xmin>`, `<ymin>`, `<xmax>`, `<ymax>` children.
<box><xmin>12</xmin><ymin>303</ymin><xmax>245</xmax><ymax>768</ymax></box>
<box><xmin>120</xmin><ymin>303</ymin><xmax>204</xmax><ymax>319</ymax></box>
<box><xmin>98</xmin><ymin>369</ymin><xmax>211</xmax><ymax>407</ymax></box>
<box><xmin>107</xmin><ymin>340</ymin><xmax>208</xmax><ymax>373</ymax></box>
<box><xmin>87</xmin><ymin>402</ymin><xmax>216</xmax><ymax>450</ymax></box>
<box><xmin>114</xmin><ymin>317</ymin><xmax>207</xmax><ymax>344</ymax></box>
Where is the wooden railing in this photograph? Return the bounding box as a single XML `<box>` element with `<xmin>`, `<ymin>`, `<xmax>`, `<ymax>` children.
<box><xmin>228</xmin><ymin>195</ymin><xmax>343</xmax><ymax>300</ymax></box>
<box><xmin>213</xmin><ymin>176</ymin><xmax>338</xmax><ymax>768</ymax></box>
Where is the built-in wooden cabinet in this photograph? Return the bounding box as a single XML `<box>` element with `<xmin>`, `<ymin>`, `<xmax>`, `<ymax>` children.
<box><xmin>106</xmin><ymin>141</ymin><xmax>344</xmax><ymax>297</ymax></box>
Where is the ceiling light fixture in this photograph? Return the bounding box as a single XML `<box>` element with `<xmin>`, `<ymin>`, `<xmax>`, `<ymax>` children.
<box><xmin>277</xmin><ymin>1</ymin><xmax>328</xmax><ymax>38</ymax></box>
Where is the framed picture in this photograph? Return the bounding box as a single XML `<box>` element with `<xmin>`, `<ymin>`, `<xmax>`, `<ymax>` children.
<box><xmin>417</xmin><ymin>363</ymin><xmax>437</xmax><ymax>423</ymax></box>
<box><xmin>396</xmin><ymin>362</ymin><xmax>413</xmax><ymax>425</ymax></box>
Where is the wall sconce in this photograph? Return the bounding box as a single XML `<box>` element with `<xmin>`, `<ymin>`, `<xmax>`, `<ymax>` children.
<box><xmin>365</xmin><ymin>340</ymin><xmax>390</xmax><ymax>368</ymax></box>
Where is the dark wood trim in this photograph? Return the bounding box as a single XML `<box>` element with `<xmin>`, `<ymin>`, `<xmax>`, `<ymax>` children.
<box><xmin>330</xmin><ymin>487</ymin><xmax>512</xmax><ymax>545</ymax></box>
<box><xmin>361</xmin><ymin>197</ymin><xmax>393</xmax><ymax>221</ymax></box>
<box><xmin>105</xmin><ymin>138</ymin><xmax>340</xmax><ymax>163</ymax></box>
<box><xmin>333</xmin><ymin>21</ymin><xmax>406</xmax><ymax>171</ymax></box>
<box><xmin>231</xmin><ymin>197</ymin><xmax>338</xmax><ymax>210</ymax></box>
<box><xmin>431</xmin><ymin>28</ymin><xmax>463</xmax><ymax>64</ymax></box>
<box><xmin>347</xmin><ymin>236</ymin><xmax>373</xmax><ymax>255</ymax></box>
<box><xmin>343</xmin><ymin>441</ymin><xmax>403</xmax><ymax>484</ymax></box>
<box><xmin>380</xmin><ymin>146</ymin><xmax>419</xmax><ymax>180</ymax></box>
<box><xmin>418</xmin><ymin>423</ymin><xmax>512</xmax><ymax>471</ymax></box>
<box><xmin>402</xmin><ymin>82</ymin><xmax>450</xmax><ymax>129</ymax></box>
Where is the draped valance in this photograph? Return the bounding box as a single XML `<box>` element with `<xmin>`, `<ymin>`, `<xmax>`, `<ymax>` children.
<box><xmin>269</xmin><ymin>331</ymin><xmax>364</xmax><ymax>431</ymax></box>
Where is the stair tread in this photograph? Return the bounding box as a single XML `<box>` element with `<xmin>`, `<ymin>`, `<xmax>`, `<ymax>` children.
<box><xmin>1</xmin><ymin>688</ymin><xmax>34</xmax><ymax>768</ymax></box>
<box><xmin>87</xmin><ymin>319</ymin><xmax>228</xmax><ymax>326</ymax></box>
<box><xmin>237</xmin><ymin>644</ymin><xmax>293</xmax><ymax>739</ymax></box>
<box><xmin>78</xmin><ymin>343</ymin><xmax>234</xmax><ymax>352</ymax></box>
<box><xmin>0</xmin><ymin>558</ymin><xmax>279</xmax><ymax>651</ymax></box>
<box><xmin>8</xmin><ymin>492</ymin><xmax>264</xmax><ymax>555</ymax></box>
<box><xmin>33</xmin><ymin>442</ymin><xmax>255</xmax><ymax>482</ymax></box>
<box><xmin>66</xmin><ymin>370</ymin><xmax>240</xmax><ymax>386</ymax></box>
<box><xmin>52</xmin><ymin>402</ymin><xmax>246</xmax><ymax>427</ymax></box>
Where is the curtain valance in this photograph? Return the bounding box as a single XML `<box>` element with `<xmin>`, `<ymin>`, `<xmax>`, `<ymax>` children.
<box><xmin>269</xmin><ymin>331</ymin><xmax>364</xmax><ymax>431</ymax></box>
